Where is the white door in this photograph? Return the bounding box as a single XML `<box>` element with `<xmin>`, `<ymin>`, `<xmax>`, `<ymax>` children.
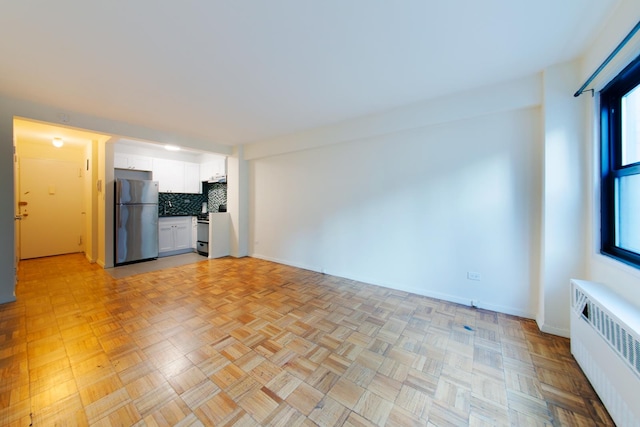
<box><xmin>19</xmin><ymin>158</ymin><xmax>83</xmax><ymax>259</ymax></box>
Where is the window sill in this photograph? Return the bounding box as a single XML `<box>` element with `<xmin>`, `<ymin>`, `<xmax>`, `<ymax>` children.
<box><xmin>592</xmin><ymin>251</ymin><xmax>640</xmax><ymax>280</ymax></box>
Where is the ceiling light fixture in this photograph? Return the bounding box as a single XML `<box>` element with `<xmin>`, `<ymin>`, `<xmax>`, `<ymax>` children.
<box><xmin>52</xmin><ymin>137</ymin><xmax>64</xmax><ymax>148</ymax></box>
<box><xmin>165</xmin><ymin>144</ymin><xmax>180</xmax><ymax>151</ymax></box>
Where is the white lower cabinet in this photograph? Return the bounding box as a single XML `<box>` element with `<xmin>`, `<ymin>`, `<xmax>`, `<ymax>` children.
<box><xmin>158</xmin><ymin>217</ymin><xmax>192</xmax><ymax>256</ymax></box>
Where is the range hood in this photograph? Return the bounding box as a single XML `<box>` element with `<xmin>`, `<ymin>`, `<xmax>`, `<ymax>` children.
<box><xmin>205</xmin><ymin>173</ymin><xmax>226</xmax><ymax>183</ymax></box>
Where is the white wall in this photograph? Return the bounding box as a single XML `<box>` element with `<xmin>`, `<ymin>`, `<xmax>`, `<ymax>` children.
<box><xmin>17</xmin><ymin>139</ymin><xmax>85</xmax><ymax>161</ymax></box>
<box><xmin>538</xmin><ymin>61</ymin><xmax>588</xmax><ymax>335</ymax></box>
<box><xmin>582</xmin><ymin>0</ymin><xmax>640</xmax><ymax>308</ymax></box>
<box><xmin>250</xmin><ymin>99</ymin><xmax>543</xmax><ymax>318</ymax></box>
<box><xmin>84</xmin><ymin>140</ymin><xmax>100</xmax><ymax>263</ymax></box>
<box><xmin>245</xmin><ymin>2</ymin><xmax>640</xmax><ymax>336</ymax></box>
<box><xmin>228</xmin><ymin>146</ymin><xmax>249</xmax><ymax>257</ymax></box>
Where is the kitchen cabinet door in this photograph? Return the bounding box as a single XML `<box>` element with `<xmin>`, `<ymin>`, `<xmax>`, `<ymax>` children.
<box><xmin>129</xmin><ymin>155</ymin><xmax>153</xmax><ymax>171</ymax></box>
<box><xmin>191</xmin><ymin>217</ymin><xmax>197</xmax><ymax>249</ymax></box>
<box><xmin>158</xmin><ymin>217</ymin><xmax>192</xmax><ymax>256</ymax></box>
<box><xmin>114</xmin><ymin>153</ymin><xmax>129</xmax><ymax>169</ymax></box>
<box><xmin>183</xmin><ymin>162</ymin><xmax>200</xmax><ymax>194</ymax></box>
<box><xmin>199</xmin><ymin>161</ymin><xmax>213</xmax><ymax>182</ymax></box>
<box><xmin>174</xmin><ymin>221</ymin><xmax>191</xmax><ymax>250</ymax></box>
<box><xmin>213</xmin><ymin>157</ymin><xmax>227</xmax><ymax>176</ymax></box>
<box><xmin>199</xmin><ymin>157</ymin><xmax>226</xmax><ymax>181</ymax></box>
<box><xmin>114</xmin><ymin>153</ymin><xmax>153</xmax><ymax>171</ymax></box>
<box><xmin>153</xmin><ymin>158</ymin><xmax>185</xmax><ymax>192</ymax></box>
<box><xmin>158</xmin><ymin>221</ymin><xmax>175</xmax><ymax>253</ymax></box>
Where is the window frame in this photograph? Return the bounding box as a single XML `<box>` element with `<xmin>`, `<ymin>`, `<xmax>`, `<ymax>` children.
<box><xmin>600</xmin><ymin>54</ymin><xmax>640</xmax><ymax>268</ymax></box>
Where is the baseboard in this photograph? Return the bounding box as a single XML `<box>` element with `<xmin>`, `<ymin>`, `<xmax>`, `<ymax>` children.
<box><xmin>326</xmin><ymin>267</ymin><xmax>536</xmax><ymax>320</ymax></box>
<box><xmin>248</xmin><ymin>254</ymin><xmax>537</xmax><ymax>323</ymax></box>
<box><xmin>538</xmin><ymin>321</ymin><xmax>570</xmax><ymax>338</ymax></box>
<box><xmin>250</xmin><ymin>253</ymin><xmax>322</xmax><ymax>274</ymax></box>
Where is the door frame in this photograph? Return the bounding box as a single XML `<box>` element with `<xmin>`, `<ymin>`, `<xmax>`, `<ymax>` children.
<box><xmin>13</xmin><ymin>136</ymin><xmax>20</xmax><ymax>281</ymax></box>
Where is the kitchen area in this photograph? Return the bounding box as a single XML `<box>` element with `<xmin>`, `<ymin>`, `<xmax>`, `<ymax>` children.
<box><xmin>113</xmin><ymin>138</ymin><xmax>230</xmax><ymax>267</ymax></box>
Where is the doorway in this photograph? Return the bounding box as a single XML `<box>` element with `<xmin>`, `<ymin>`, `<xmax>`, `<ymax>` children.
<box><xmin>18</xmin><ymin>157</ymin><xmax>84</xmax><ymax>259</ymax></box>
<box><xmin>13</xmin><ymin>118</ymin><xmax>110</xmax><ymax>264</ymax></box>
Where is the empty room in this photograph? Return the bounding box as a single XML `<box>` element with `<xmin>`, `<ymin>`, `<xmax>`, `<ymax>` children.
<box><xmin>1</xmin><ymin>1</ymin><xmax>640</xmax><ymax>426</ymax></box>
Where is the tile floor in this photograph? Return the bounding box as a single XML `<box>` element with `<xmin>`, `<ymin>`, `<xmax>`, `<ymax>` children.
<box><xmin>106</xmin><ymin>253</ymin><xmax>206</xmax><ymax>279</ymax></box>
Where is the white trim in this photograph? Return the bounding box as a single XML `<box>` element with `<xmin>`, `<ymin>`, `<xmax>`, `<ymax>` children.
<box><xmin>592</xmin><ymin>252</ymin><xmax>640</xmax><ymax>280</ymax></box>
<box><xmin>250</xmin><ymin>253</ymin><xmax>537</xmax><ymax>323</ymax></box>
<box><xmin>250</xmin><ymin>253</ymin><xmax>322</xmax><ymax>274</ymax></box>
<box><xmin>538</xmin><ymin>322</ymin><xmax>570</xmax><ymax>338</ymax></box>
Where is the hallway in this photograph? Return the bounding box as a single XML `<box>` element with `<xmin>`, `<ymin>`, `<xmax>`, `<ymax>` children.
<box><xmin>0</xmin><ymin>254</ymin><xmax>612</xmax><ymax>425</ymax></box>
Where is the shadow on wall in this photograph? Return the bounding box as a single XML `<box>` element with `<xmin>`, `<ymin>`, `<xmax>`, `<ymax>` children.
<box><xmin>251</xmin><ymin>107</ymin><xmax>540</xmax><ymax>318</ymax></box>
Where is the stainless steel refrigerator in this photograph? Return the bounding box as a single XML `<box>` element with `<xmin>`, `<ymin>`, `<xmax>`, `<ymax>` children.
<box><xmin>115</xmin><ymin>179</ymin><xmax>159</xmax><ymax>265</ymax></box>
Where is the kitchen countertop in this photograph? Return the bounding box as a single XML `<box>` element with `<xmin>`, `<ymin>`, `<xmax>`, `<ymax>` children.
<box><xmin>159</xmin><ymin>213</ymin><xmax>198</xmax><ymax>217</ymax></box>
<box><xmin>159</xmin><ymin>212</ymin><xmax>228</xmax><ymax>218</ymax></box>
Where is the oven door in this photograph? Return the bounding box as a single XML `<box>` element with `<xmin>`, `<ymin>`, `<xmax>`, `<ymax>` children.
<box><xmin>197</xmin><ymin>221</ymin><xmax>209</xmax><ymax>243</ymax></box>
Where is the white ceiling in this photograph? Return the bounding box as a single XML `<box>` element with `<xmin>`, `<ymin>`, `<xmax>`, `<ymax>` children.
<box><xmin>0</xmin><ymin>1</ymin><xmax>621</xmax><ymax>146</ymax></box>
<box><xmin>13</xmin><ymin>118</ymin><xmax>110</xmax><ymax>149</ymax></box>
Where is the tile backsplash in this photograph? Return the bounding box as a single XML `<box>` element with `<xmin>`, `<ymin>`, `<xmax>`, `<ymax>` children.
<box><xmin>206</xmin><ymin>183</ymin><xmax>227</xmax><ymax>213</ymax></box>
<box><xmin>159</xmin><ymin>193</ymin><xmax>206</xmax><ymax>216</ymax></box>
<box><xmin>158</xmin><ymin>183</ymin><xmax>227</xmax><ymax>216</ymax></box>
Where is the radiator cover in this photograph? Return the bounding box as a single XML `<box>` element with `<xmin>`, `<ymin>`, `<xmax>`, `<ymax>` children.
<box><xmin>570</xmin><ymin>279</ymin><xmax>640</xmax><ymax>427</ymax></box>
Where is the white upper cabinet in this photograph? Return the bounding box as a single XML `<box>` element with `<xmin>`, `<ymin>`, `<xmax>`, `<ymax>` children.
<box><xmin>153</xmin><ymin>158</ymin><xmax>184</xmax><ymax>192</ymax></box>
<box><xmin>199</xmin><ymin>156</ymin><xmax>226</xmax><ymax>182</ymax></box>
<box><xmin>184</xmin><ymin>162</ymin><xmax>200</xmax><ymax>194</ymax></box>
<box><xmin>114</xmin><ymin>153</ymin><xmax>153</xmax><ymax>171</ymax></box>
<box><xmin>114</xmin><ymin>141</ymin><xmax>205</xmax><ymax>194</ymax></box>
<box><xmin>153</xmin><ymin>159</ymin><xmax>201</xmax><ymax>194</ymax></box>
<box><xmin>114</xmin><ymin>153</ymin><xmax>128</xmax><ymax>169</ymax></box>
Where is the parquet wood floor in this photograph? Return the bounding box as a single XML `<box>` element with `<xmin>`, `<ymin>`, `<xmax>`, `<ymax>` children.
<box><xmin>0</xmin><ymin>254</ymin><xmax>613</xmax><ymax>426</ymax></box>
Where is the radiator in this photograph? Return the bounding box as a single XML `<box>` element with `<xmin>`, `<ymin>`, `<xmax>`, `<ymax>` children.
<box><xmin>570</xmin><ymin>279</ymin><xmax>640</xmax><ymax>427</ymax></box>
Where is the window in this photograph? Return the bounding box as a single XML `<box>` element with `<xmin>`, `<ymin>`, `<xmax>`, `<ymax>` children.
<box><xmin>601</xmin><ymin>55</ymin><xmax>640</xmax><ymax>268</ymax></box>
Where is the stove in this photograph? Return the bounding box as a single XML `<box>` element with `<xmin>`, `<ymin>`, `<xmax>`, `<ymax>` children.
<box><xmin>197</xmin><ymin>215</ymin><xmax>209</xmax><ymax>256</ymax></box>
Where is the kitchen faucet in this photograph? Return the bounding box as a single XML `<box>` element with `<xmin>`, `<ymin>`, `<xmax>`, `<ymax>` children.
<box><xmin>163</xmin><ymin>200</ymin><xmax>172</xmax><ymax>215</ymax></box>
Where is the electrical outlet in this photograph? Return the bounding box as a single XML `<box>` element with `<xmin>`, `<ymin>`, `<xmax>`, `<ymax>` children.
<box><xmin>467</xmin><ymin>271</ymin><xmax>481</xmax><ymax>281</ymax></box>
